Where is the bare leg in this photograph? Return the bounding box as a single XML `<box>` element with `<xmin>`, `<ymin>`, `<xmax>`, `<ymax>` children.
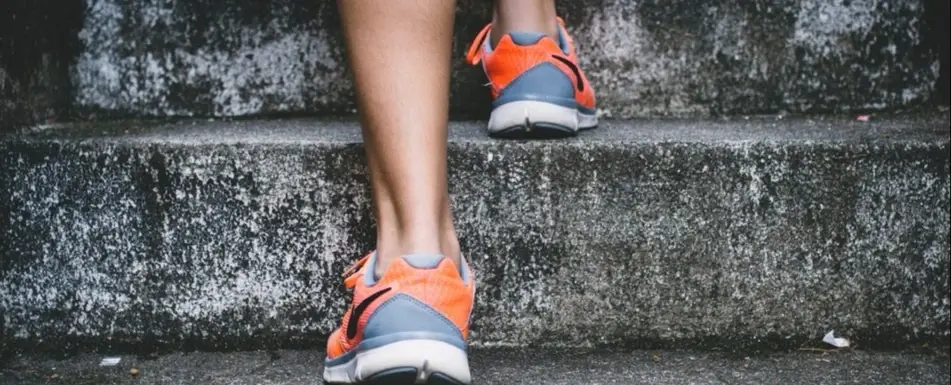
<box><xmin>492</xmin><ymin>0</ymin><xmax>559</xmax><ymax>45</ymax></box>
<box><xmin>337</xmin><ymin>0</ymin><xmax>459</xmax><ymax>275</ymax></box>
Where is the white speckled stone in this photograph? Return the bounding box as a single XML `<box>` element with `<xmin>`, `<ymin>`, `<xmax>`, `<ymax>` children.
<box><xmin>2</xmin><ymin>0</ymin><xmax>946</xmax><ymax>130</ymax></box>
<box><xmin>0</xmin><ymin>116</ymin><xmax>948</xmax><ymax>352</ymax></box>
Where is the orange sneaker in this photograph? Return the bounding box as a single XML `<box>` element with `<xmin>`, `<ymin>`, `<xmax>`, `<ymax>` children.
<box><xmin>323</xmin><ymin>252</ymin><xmax>476</xmax><ymax>385</ymax></box>
<box><xmin>466</xmin><ymin>18</ymin><xmax>598</xmax><ymax>138</ymax></box>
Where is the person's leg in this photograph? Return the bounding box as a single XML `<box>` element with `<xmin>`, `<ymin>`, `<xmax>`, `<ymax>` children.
<box><xmin>491</xmin><ymin>0</ymin><xmax>559</xmax><ymax>45</ymax></box>
<box><xmin>324</xmin><ymin>1</ymin><xmax>474</xmax><ymax>384</ymax></box>
<box><xmin>339</xmin><ymin>0</ymin><xmax>460</xmax><ymax>275</ymax></box>
<box><xmin>467</xmin><ymin>0</ymin><xmax>598</xmax><ymax>138</ymax></box>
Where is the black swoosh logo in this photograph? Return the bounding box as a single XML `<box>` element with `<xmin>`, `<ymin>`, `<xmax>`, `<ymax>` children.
<box><xmin>346</xmin><ymin>287</ymin><xmax>393</xmax><ymax>340</ymax></box>
<box><xmin>551</xmin><ymin>55</ymin><xmax>584</xmax><ymax>92</ymax></box>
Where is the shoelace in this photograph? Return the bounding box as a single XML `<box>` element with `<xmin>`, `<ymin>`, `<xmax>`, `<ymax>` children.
<box><xmin>341</xmin><ymin>253</ymin><xmax>372</xmax><ymax>289</ymax></box>
<box><xmin>465</xmin><ymin>17</ymin><xmax>568</xmax><ymax>65</ymax></box>
<box><xmin>464</xmin><ymin>23</ymin><xmax>492</xmax><ymax>65</ymax></box>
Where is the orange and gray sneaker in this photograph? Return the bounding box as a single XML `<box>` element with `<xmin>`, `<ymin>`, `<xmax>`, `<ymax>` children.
<box><xmin>466</xmin><ymin>18</ymin><xmax>597</xmax><ymax>138</ymax></box>
<box><xmin>323</xmin><ymin>252</ymin><xmax>476</xmax><ymax>385</ymax></box>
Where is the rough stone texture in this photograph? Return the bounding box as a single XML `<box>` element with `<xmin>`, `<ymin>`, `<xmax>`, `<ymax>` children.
<box><xmin>0</xmin><ymin>0</ymin><xmax>85</xmax><ymax>131</ymax></box>
<box><xmin>73</xmin><ymin>0</ymin><xmax>948</xmax><ymax>118</ymax></box>
<box><xmin>1</xmin><ymin>0</ymin><xmax>946</xmax><ymax>127</ymax></box>
<box><xmin>2</xmin><ymin>348</ymin><xmax>950</xmax><ymax>385</ymax></box>
<box><xmin>0</xmin><ymin>115</ymin><xmax>949</xmax><ymax>354</ymax></box>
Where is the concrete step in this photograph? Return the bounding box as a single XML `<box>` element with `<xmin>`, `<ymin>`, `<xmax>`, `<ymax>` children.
<box><xmin>2</xmin><ymin>348</ymin><xmax>949</xmax><ymax>385</ymax></box>
<box><xmin>1</xmin><ymin>0</ymin><xmax>949</xmax><ymax>129</ymax></box>
<box><xmin>1</xmin><ymin>114</ymin><xmax>949</xmax><ymax>354</ymax></box>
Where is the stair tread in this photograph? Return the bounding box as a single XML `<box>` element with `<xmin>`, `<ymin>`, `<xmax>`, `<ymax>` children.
<box><xmin>1</xmin><ymin>348</ymin><xmax>947</xmax><ymax>385</ymax></box>
<box><xmin>8</xmin><ymin>113</ymin><xmax>949</xmax><ymax>145</ymax></box>
<box><xmin>1</xmin><ymin>112</ymin><xmax>948</xmax><ymax>352</ymax></box>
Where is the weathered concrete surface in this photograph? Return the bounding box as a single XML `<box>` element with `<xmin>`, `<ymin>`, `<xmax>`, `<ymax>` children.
<box><xmin>0</xmin><ymin>115</ymin><xmax>949</xmax><ymax>354</ymax></box>
<box><xmin>2</xmin><ymin>0</ymin><xmax>949</xmax><ymax>130</ymax></box>
<box><xmin>0</xmin><ymin>0</ymin><xmax>85</xmax><ymax>131</ymax></box>
<box><xmin>2</xmin><ymin>348</ymin><xmax>949</xmax><ymax>385</ymax></box>
<box><xmin>41</xmin><ymin>0</ymin><xmax>951</xmax><ymax>120</ymax></box>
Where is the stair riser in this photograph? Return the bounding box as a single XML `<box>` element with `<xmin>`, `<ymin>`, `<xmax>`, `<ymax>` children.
<box><xmin>1</xmin><ymin>136</ymin><xmax>948</xmax><ymax>351</ymax></box>
<box><xmin>1</xmin><ymin>0</ymin><xmax>948</xmax><ymax>130</ymax></box>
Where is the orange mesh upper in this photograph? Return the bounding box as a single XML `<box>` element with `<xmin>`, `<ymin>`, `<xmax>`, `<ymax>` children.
<box><xmin>466</xmin><ymin>18</ymin><xmax>596</xmax><ymax>109</ymax></box>
<box><xmin>326</xmin><ymin>254</ymin><xmax>475</xmax><ymax>360</ymax></box>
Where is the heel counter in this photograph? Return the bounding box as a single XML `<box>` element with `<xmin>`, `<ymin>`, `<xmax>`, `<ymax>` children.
<box><xmin>363</xmin><ymin>293</ymin><xmax>465</xmax><ymax>342</ymax></box>
<box><xmin>507</xmin><ymin>31</ymin><xmax>547</xmax><ymax>46</ymax></box>
<box><xmin>495</xmin><ymin>62</ymin><xmax>576</xmax><ymax>108</ymax></box>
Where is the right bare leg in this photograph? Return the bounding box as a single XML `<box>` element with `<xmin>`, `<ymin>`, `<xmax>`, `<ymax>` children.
<box><xmin>324</xmin><ymin>1</ymin><xmax>475</xmax><ymax>384</ymax></box>
<box><xmin>338</xmin><ymin>0</ymin><xmax>460</xmax><ymax>275</ymax></box>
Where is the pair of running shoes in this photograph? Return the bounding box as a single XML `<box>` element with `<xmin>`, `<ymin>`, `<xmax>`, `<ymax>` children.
<box><xmin>324</xmin><ymin>20</ymin><xmax>597</xmax><ymax>385</ymax></box>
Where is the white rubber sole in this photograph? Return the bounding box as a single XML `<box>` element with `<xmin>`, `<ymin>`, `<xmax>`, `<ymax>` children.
<box><xmin>323</xmin><ymin>339</ymin><xmax>472</xmax><ymax>384</ymax></box>
<box><xmin>487</xmin><ymin>100</ymin><xmax>598</xmax><ymax>136</ymax></box>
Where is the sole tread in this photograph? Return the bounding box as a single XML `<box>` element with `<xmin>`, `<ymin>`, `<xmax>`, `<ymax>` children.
<box><xmin>324</xmin><ymin>367</ymin><xmax>468</xmax><ymax>385</ymax></box>
<box><xmin>489</xmin><ymin>122</ymin><xmax>579</xmax><ymax>139</ymax></box>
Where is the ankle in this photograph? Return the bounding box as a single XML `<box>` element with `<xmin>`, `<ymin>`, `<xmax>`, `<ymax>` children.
<box><xmin>374</xmin><ymin>227</ymin><xmax>461</xmax><ymax>276</ymax></box>
<box><xmin>439</xmin><ymin>229</ymin><xmax>462</xmax><ymax>266</ymax></box>
<box><xmin>490</xmin><ymin>20</ymin><xmax>559</xmax><ymax>47</ymax></box>
<box><xmin>490</xmin><ymin>2</ymin><xmax>558</xmax><ymax>46</ymax></box>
